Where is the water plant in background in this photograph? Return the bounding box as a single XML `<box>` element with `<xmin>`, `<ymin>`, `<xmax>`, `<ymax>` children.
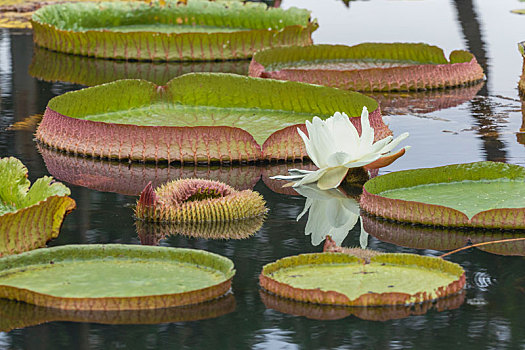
<box><xmin>0</xmin><ymin>157</ymin><xmax>75</xmax><ymax>257</ymax></box>
<box><xmin>135</xmin><ymin>178</ymin><xmax>267</xmax><ymax>223</ymax></box>
<box><xmin>271</xmin><ymin>107</ymin><xmax>409</xmax><ymax>190</ymax></box>
<box><xmin>36</xmin><ymin>73</ymin><xmax>389</xmax><ymax>163</ymax></box>
<box><xmin>250</xmin><ymin>43</ymin><xmax>484</xmax><ymax>91</ymax></box>
<box><xmin>31</xmin><ymin>0</ymin><xmax>317</xmax><ymax>61</ymax></box>
<box><xmin>360</xmin><ymin>161</ymin><xmax>525</xmax><ymax>229</ymax></box>
<box><xmin>259</xmin><ymin>252</ymin><xmax>465</xmax><ymax>306</ymax></box>
<box><xmin>0</xmin><ymin>245</ymin><xmax>235</xmax><ymax>310</ymax></box>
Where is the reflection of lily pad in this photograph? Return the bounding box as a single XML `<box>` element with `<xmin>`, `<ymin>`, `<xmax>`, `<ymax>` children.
<box><xmin>38</xmin><ymin>145</ymin><xmax>261</xmax><ymax>195</ymax></box>
<box><xmin>360</xmin><ymin>162</ymin><xmax>525</xmax><ymax>229</ymax></box>
<box><xmin>249</xmin><ymin>43</ymin><xmax>484</xmax><ymax>91</ymax></box>
<box><xmin>260</xmin><ymin>289</ymin><xmax>465</xmax><ymax>321</ymax></box>
<box><xmin>137</xmin><ymin>216</ymin><xmax>265</xmax><ymax>244</ymax></box>
<box><xmin>362</xmin><ymin>214</ymin><xmax>525</xmax><ymax>256</ymax></box>
<box><xmin>0</xmin><ymin>244</ymin><xmax>235</xmax><ymax>310</ymax></box>
<box><xmin>29</xmin><ymin>46</ymin><xmax>251</xmax><ymax>86</ymax></box>
<box><xmin>519</xmin><ymin>42</ymin><xmax>525</xmax><ymax>95</ymax></box>
<box><xmin>36</xmin><ymin>73</ymin><xmax>387</xmax><ymax>163</ymax></box>
<box><xmin>0</xmin><ymin>294</ymin><xmax>235</xmax><ymax>332</ymax></box>
<box><xmin>368</xmin><ymin>81</ymin><xmax>484</xmax><ymax>116</ymax></box>
<box><xmin>259</xmin><ymin>252</ymin><xmax>465</xmax><ymax>306</ymax></box>
<box><xmin>31</xmin><ymin>1</ymin><xmax>316</xmax><ymax>61</ymax></box>
<box><xmin>0</xmin><ymin>157</ymin><xmax>76</xmax><ymax>257</ymax></box>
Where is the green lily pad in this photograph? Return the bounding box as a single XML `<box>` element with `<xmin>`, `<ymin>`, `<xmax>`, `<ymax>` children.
<box><xmin>31</xmin><ymin>0</ymin><xmax>317</xmax><ymax>61</ymax></box>
<box><xmin>260</xmin><ymin>252</ymin><xmax>465</xmax><ymax>306</ymax></box>
<box><xmin>249</xmin><ymin>43</ymin><xmax>484</xmax><ymax>91</ymax></box>
<box><xmin>29</xmin><ymin>46</ymin><xmax>251</xmax><ymax>86</ymax></box>
<box><xmin>0</xmin><ymin>244</ymin><xmax>235</xmax><ymax>310</ymax></box>
<box><xmin>0</xmin><ymin>294</ymin><xmax>235</xmax><ymax>332</ymax></box>
<box><xmin>36</xmin><ymin>73</ymin><xmax>387</xmax><ymax>163</ymax></box>
<box><xmin>260</xmin><ymin>288</ymin><xmax>465</xmax><ymax>321</ymax></box>
<box><xmin>362</xmin><ymin>214</ymin><xmax>525</xmax><ymax>256</ymax></box>
<box><xmin>360</xmin><ymin>162</ymin><xmax>525</xmax><ymax>229</ymax></box>
<box><xmin>0</xmin><ymin>157</ymin><xmax>75</xmax><ymax>257</ymax></box>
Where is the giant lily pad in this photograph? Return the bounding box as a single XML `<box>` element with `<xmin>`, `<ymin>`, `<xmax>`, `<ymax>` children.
<box><xmin>36</xmin><ymin>73</ymin><xmax>388</xmax><ymax>163</ymax></box>
<box><xmin>29</xmin><ymin>46</ymin><xmax>251</xmax><ymax>86</ymax></box>
<box><xmin>260</xmin><ymin>289</ymin><xmax>465</xmax><ymax>321</ymax></box>
<box><xmin>259</xmin><ymin>252</ymin><xmax>465</xmax><ymax>306</ymax></box>
<box><xmin>31</xmin><ymin>0</ymin><xmax>317</xmax><ymax>61</ymax></box>
<box><xmin>360</xmin><ymin>162</ymin><xmax>525</xmax><ymax>229</ymax></box>
<box><xmin>249</xmin><ymin>43</ymin><xmax>484</xmax><ymax>91</ymax></box>
<box><xmin>0</xmin><ymin>244</ymin><xmax>235</xmax><ymax>310</ymax></box>
<box><xmin>0</xmin><ymin>294</ymin><xmax>235</xmax><ymax>332</ymax></box>
<box><xmin>362</xmin><ymin>214</ymin><xmax>525</xmax><ymax>256</ymax></box>
<box><xmin>0</xmin><ymin>157</ymin><xmax>75</xmax><ymax>257</ymax></box>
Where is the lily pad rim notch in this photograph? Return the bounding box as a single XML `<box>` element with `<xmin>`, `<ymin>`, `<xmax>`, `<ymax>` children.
<box><xmin>249</xmin><ymin>42</ymin><xmax>485</xmax><ymax>91</ymax></box>
<box><xmin>30</xmin><ymin>0</ymin><xmax>318</xmax><ymax>61</ymax></box>
<box><xmin>360</xmin><ymin>161</ymin><xmax>525</xmax><ymax>229</ymax></box>
<box><xmin>259</xmin><ymin>252</ymin><xmax>466</xmax><ymax>307</ymax></box>
<box><xmin>0</xmin><ymin>244</ymin><xmax>235</xmax><ymax>311</ymax></box>
<box><xmin>36</xmin><ymin>72</ymin><xmax>387</xmax><ymax>164</ymax></box>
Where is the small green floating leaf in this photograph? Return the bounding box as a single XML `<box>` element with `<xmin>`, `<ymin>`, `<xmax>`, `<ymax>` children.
<box><xmin>259</xmin><ymin>252</ymin><xmax>465</xmax><ymax>307</ymax></box>
<box><xmin>31</xmin><ymin>0</ymin><xmax>317</xmax><ymax>61</ymax></box>
<box><xmin>360</xmin><ymin>161</ymin><xmax>525</xmax><ymax>229</ymax></box>
<box><xmin>250</xmin><ymin>43</ymin><xmax>484</xmax><ymax>91</ymax></box>
<box><xmin>0</xmin><ymin>157</ymin><xmax>75</xmax><ymax>257</ymax></box>
<box><xmin>0</xmin><ymin>244</ymin><xmax>235</xmax><ymax>310</ymax></box>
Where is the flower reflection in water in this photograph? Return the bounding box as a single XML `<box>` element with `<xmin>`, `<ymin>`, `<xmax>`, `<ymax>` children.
<box><xmin>294</xmin><ymin>184</ymin><xmax>368</xmax><ymax>248</ymax></box>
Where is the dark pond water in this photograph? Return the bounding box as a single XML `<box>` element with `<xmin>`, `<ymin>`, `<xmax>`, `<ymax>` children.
<box><xmin>1</xmin><ymin>0</ymin><xmax>525</xmax><ymax>349</ymax></box>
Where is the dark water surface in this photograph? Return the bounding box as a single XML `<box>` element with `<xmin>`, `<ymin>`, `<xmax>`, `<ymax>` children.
<box><xmin>1</xmin><ymin>0</ymin><xmax>525</xmax><ymax>349</ymax></box>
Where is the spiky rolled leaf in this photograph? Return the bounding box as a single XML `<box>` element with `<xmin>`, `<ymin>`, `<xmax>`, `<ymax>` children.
<box><xmin>135</xmin><ymin>178</ymin><xmax>267</xmax><ymax>223</ymax></box>
<box><xmin>31</xmin><ymin>0</ymin><xmax>317</xmax><ymax>61</ymax></box>
<box><xmin>0</xmin><ymin>294</ymin><xmax>235</xmax><ymax>332</ymax></box>
<box><xmin>0</xmin><ymin>244</ymin><xmax>235</xmax><ymax>310</ymax></box>
<box><xmin>36</xmin><ymin>73</ymin><xmax>386</xmax><ymax>163</ymax></box>
<box><xmin>360</xmin><ymin>161</ymin><xmax>525</xmax><ymax>229</ymax></box>
<box><xmin>0</xmin><ymin>157</ymin><xmax>75</xmax><ymax>257</ymax></box>
<box><xmin>249</xmin><ymin>43</ymin><xmax>484</xmax><ymax>91</ymax></box>
<box><xmin>29</xmin><ymin>46</ymin><xmax>251</xmax><ymax>86</ymax></box>
<box><xmin>259</xmin><ymin>252</ymin><xmax>465</xmax><ymax>307</ymax></box>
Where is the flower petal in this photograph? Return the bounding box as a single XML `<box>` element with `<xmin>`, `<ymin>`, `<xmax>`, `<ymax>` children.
<box><xmin>292</xmin><ymin>168</ymin><xmax>328</xmax><ymax>187</ymax></box>
<box><xmin>379</xmin><ymin>132</ymin><xmax>409</xmax><ymax>154</ymax></box>
<box><xmin>326</xmin><ymin>151</ymin><xmax>353</xmax><ymax>168</ymax></box>
<box><xmin>297</xmin><ymin>127</ymin><xmax>320</xmax><ymax>167</ymax></box>
<box><xmin>358</xmin><ymin>106</ymin><xmax>375</xmax><ymax>155</ymax></box>
<box><xmin>363</xmin><ymin>147</ymin><xmax>408</xmax><ymax>170</ymax></box>
<box><xmin>316</xmin><ymin>167</ymin><xmax>349</xmax><ymax>190</ymax></box>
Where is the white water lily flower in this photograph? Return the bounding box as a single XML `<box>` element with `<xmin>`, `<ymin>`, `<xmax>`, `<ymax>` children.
<box><xmin>294</xmin><ymin>184</ymin><xmax>361</xmax><ymax>246</ymax></box>
<box><xmin>271</xmin><ymin>107</ymin><xmax>409</xmax><ymax>190</ymax></box>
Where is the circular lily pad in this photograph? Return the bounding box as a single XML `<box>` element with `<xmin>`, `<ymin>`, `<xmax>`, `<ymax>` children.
<box><xmin>360</xmin><ymin>161</ymin><xmax>525</xmax><ymax>229</ymax></box>
<box><xmin>250</xmin><ymin>43</ymin><xmax>484</xmax><ymax>91</ymax></box>
<box><xmin>35</xmin><ymin>73</ymin><xmax>388</xmax><ymax>163</ymax></box>
<box><xmin>259</xmin><ymin>252</ymin><xmax>465</xmax><ymax>306</ymax></box>
<box><xmin>0</xmin><ymin>244</ymin><xmax>235</xmax><ymax>310</ymax></box>
<box><xmin>31</xmin><ymin>1</ymin><xmax>316</xmax><ymax>61</ymax></box>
